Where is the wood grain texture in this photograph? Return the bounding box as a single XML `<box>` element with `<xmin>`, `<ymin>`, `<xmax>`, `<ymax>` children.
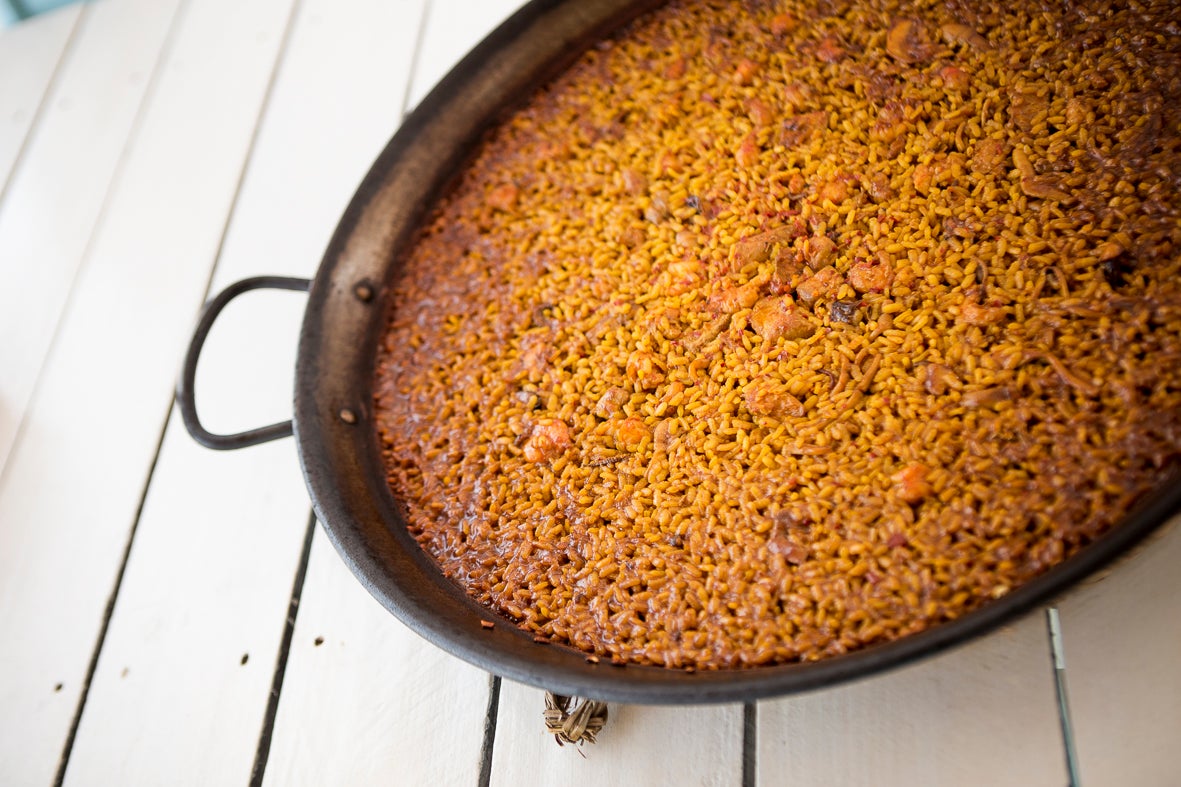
<box><xmin>1055</xmin><ymin>513</ymin><xmax>1181</xmax><ymax>787</ymax></box>
<box><xmin>757</xmin><ymin>610</ymin><xmax>1066</xmax><ymax>787</ymax></box>
<box><xmin>491</xmin><ymin>681</ymin><xmax>743</xmax><ymax>787</ymax></box>
<box><xmin>0</xmin><ymin>2</ymin><xmax>81</xmax><ymax>192</ymax></box>
<box><xmin>262</xmin><ymin>531</ymin><xmax>494</xmax><ymax>786</ymax></box>
<box><xmin>0</xmin><ymin>0</ymin><xmax>296</xmax><ymax>782</ymax></box>
<box><xmin>0</xmin><ymin>0</ymin><xmax>181</xmax><ymax>479</ymax></box>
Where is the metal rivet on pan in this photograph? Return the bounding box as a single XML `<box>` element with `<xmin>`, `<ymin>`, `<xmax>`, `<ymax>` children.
<box><xmin>354</xmin><ymin>282</ymin><xmax>374</xmax><ymax>302</ymax></box>
<box><xmin>339</xmin><ymin>408</ymin><xmax>357</xmax><ymax>424</ymax></box>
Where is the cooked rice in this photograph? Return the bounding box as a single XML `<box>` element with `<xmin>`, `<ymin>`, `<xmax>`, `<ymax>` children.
<box><xmin>373</xmin><ymin>0</ymin><xmax>1181</xmax><ymax>668</ymax></box>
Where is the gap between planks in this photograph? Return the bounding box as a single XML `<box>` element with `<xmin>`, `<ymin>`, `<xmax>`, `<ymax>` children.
<box><xmin>250</xmin><ymin>511</ymin><xmax>318</xmax><ymax>787</ymax></box>
<box><xmin>51</xmin><ymin>399</ymin><xmax>177</xmax><ymax>787</ymax></box>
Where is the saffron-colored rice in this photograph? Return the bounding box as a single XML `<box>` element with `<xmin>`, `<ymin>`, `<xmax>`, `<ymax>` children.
<box><xmin>373</xmin><ymin>0</ymin><xmax>1181</xmax><ymax>668</ymax></box>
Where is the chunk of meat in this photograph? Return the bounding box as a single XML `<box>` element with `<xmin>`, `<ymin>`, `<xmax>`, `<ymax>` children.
<box><xmin>769</xmin><ymin>12</ymin><xmax>797</xmax><ymax>35</ymax></box>
<box><xmin>769</xmin><ymin>249</ymin><xmax>805</xmax><ymax>294</ymax></box>
<box><xmin>814</xmin><ymin>176</ymin><xmax>852</xmax><ymax>205</ymax></box>
<box><xmin>523</xmin><ymin>419</ymin><xmax>572</xmax><ymax>462</ymax></box>
<box><xmin>815</xmin><ymin>34</ymin><xmax>846</xmax><ymax>63</ymax></box>
<box><xmin>709</xmin><ymin>282</ymin><xmax>761</xmax><ymax>314</ymax></box>
<box><xmin>1019</xmin><ymin>177</ymin><xmax>1070</xmax><ymax>201</ymax></box>
<box><xmin>846</xmin><ymin>259</ymin><xmax>894</xmax><ymax>293</ymax></box>
<box><xmin>735</xmin><ymin>133</ymin><xmax>760</xmax><ymax>168</ymax></box>
<box><xmin>895</xmin><ymin>463</ymin><xmax>932</xmax><ymax>504</ymax></box>
<box><xmin>734</xmin><ymin>58</ymin><xmax>760</xmax><ymax>85</ymax></box>
<box><xmin>829</xmin><ymin>299</ymin><xmax>859</xmax><ymax>324</ymax></box>
<box><xmin>644</xmin><ymin>190</ymin><xmax>671</xmax><ymax>223</ymax></box>
<box><xmin>923</xmin><ymin>363</ymin><xmax>958</xmax><ymax>395</ymax></box>
<box><xmin>1007</xmin><ymin>89</ymin><xmax>1048</xmax><ymax>132</ymax></box>
<box><xmin>971</xmin><ymin>138</ymin><xmax>1006</xmax><ymax>175</ymax></box>
<box><xmin>745</xmin><ymin>378</ymin><xmax>805</xmax><ymax>418</ymax></box>
<box><xmin>805</xmin><ymin>236</ymin><xmax>837</xmax><ymax>269</ymax></box>
<box><xmin>871</xmin><ymin>100</ymin><xmax>910</xmax><ymax>143</ymax></box>
<box><xmin>652</xmin><ymin>418</ymin><xmax>674</xmax><ymax>452</ymax></box>
<box><xmin>958</xmin><ymin>301</ymin><xmax>1006</xmax><ymax>326</ymax></box>
<box><xmin>854</xmin><ymin>64</ymin><xmax>900</xmax><ymax>104</ymax></box>
<box><xmin>767</xmin><ymin>535</ymin><xmax>808</xmax><ymax>564</ymax></box>
<box><xmin>778</xmin><ymin>110</ymin><xmax>827</xmax><ymax>148</ymax></box>
<box><xmin>514</xmin><ymin>333</ymin><xmax>550</xmax><ymax>377</ymax></box>
<box><xmin>941</xmin><ymin>22</ymin><xmax>989</xmax><ymax>50</ymax></box>
<box><xmin>626</xmin><ymin>350</ymin><xmax>665</xmax><ymax>389</ymax></box>
<box><xmin>488</xmin><ymin>183</ymin><xmax>519</xmax><ymax>212</ymax></box>
<box><xmin>618</xmin><ymin>225</ymin><xmax>646</xmax><ymax>248</ymax></box>
<box><xmin>862</xmin><ymin>171</ymin><xmax>894</xmax><ymax>201</ymax></box>
<box><xmin>782</xmin><ymin>81</ymin><xmax>811</xmax><ymax>111</ymax></box>
<box><xmin>751</xmin><ymin>296</ymin><xmax>817</xmax><ymax>343</ymax></box>
<box><xmin>594</xmin><ymin>387</ymin><xmax>629</xmax><ymax>419</ymax></box>
<box><xmin>913</xmin><ymin>163</ymin><xmax>932</xmax><ymax>195</ymax></box>
<box><xmin>942</xmin><ymin>216</ymin><xmax>978</xmax><ymax>239</ymax></box>
<box><xmin>613</xmin><ymin>416</ymin><xmax>650</xmax><ymax>451</ymax></box>
<box><xmin>938</xmin><ymin>65</ymin><xmax>970</xmax><ymax>92</ymax></box>
<box><xmin>621</xmin><ymin>168</ymin><xmax>647</xmax><ymax>195</ymax></box>
<box><xmin>886</xmin><ymin>18</ymin><xmax>934</xmax><ymax>65</ymax></box>
<box><xmin>731</xmin><ymin>222</ymin><xmax>805</xmax><ymax>265</ymax></box>
<box><xmin>682</xmin><ymin>314</ymin><xmax>729</xmax><ymax>352</ymax></box>
<box><xmin>795</xmin><ymin>266</ymin><xmax>843</xmax><ymax>304</ymax></box>
<box><xmin>746</xmin><ymin>97</ymin><xmax>773</xmax><ymax>128</ymax></box>
<box><xmin>786</xmin><ymin>172</ymin><xmax>807</xmax><ymax>198</ymax></box>
<box><xmin>665</xmin><ymin>258</ymin><xmax>705</xmax><ymax>295</ymax></box>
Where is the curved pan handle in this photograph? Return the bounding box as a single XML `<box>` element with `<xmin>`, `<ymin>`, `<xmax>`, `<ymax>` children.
<box><xmin>178</xmin><ymin>276</ymin><xmax>311</xmax><ymax>450</ymax></box>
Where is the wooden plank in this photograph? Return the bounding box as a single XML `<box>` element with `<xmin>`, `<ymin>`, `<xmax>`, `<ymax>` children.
<box><xmin>1055</xmin><ymin>513</ymin><xmax>1181</xmax><ymax>786</ymax></box>
<box><xmin>62</xmin><ymin>420</ymin><xmax>311</xmax><ymax>785</ymax></box>
<box><xmin>404</xmin><ymin>0</ymin><xmax>524</xmax><ymax>110</ymax></box>
<box><xmin>62</xmin><ymin>0</ymin><xmax>444</xmax><ymax>783</ymax></box>
<box><xmin>261</xmin><ymin>531</ymin><xmax>494</xmax><ymax>787</ymax></box>
<box><xmin>757</xmin><ymin>610</ymin><xmax>1066</xmax><ymax>786</ymax></box>
<box><xmin>0</xmin><ymin>2</ymin><xmax>81</xmax><ymax>191</ymax></box>
<box><xmin>257</xmin><ymin>1</ymin><xmax>526</xmax><ymax>782</ymax></box>
<box><xmin>491</xmin><ymin>682</ymin><xmax>743</xmax><ymax>787</ymax></box>
<box><xmin>0</xmin><ymin>0</ymin><xmax>180</xmax><ymax>479</ymax></box>
<box><xmin>0</xmin><ymin>0</ymin><xmax>298</xmax><ymax>782</ymax></box>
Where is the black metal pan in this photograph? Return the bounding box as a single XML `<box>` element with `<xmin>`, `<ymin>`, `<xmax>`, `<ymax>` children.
<box><xmin>177</xmin><ymin>0</ymin><xmax>1181</xmax><ymax>703</ymax></box>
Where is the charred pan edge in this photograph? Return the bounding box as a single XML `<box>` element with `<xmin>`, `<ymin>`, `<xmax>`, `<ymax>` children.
<box><xmin>293</xmin><ymin>0</ymin><xmax>1181</xmax><ymax>703</ymax></box>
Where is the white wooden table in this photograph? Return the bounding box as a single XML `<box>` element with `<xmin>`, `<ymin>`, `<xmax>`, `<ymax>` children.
<box><xmin>0</xmin><ymin>1</ymin><xmax>1177</xmax><ymax>784</ymax></box>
